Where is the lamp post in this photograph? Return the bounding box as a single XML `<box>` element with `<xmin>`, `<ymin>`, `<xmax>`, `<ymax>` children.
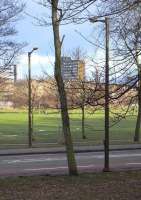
<box><xmin>89</xmin><ymin>17</ymin><xmax>110</xmax><ymax>171</ymax></box>
<box><xmin>28</xmin><ymin>47</ymin><xmax>38</xmax><ymax>147</ymax></box>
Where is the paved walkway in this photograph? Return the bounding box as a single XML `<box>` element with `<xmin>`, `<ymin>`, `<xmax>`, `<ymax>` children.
<box><xmin>0</xmin><ymin>143</ymin><xmax>141</xmax><ymax>156</ymax></box>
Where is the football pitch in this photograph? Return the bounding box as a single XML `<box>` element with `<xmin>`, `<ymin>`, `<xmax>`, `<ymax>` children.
<box><xmin>0</xmin><ymin>109</ymin><xmax>138</xmax><ymax>147</ymax></box>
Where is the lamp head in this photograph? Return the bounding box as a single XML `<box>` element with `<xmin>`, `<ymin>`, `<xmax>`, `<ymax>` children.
<box><xmin>89</xmin><ymin>17</ymin><xmax>98</xmax><ymax>23</ymax></box>
<box><xmin>29</xmin><ymin>47</ymin><xmax>38</xmax><ymax>54</ymax></box>
<box><xmin>33</xmin><ymin>47</ymin><xmax>38</xmax><ymax>51</ymax></box>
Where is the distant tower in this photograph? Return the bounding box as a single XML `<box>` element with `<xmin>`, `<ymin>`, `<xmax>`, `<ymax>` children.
<box><xmin>61</xmin><ymin>57</ymin><xmax>85</xmax><ymax>81</ymax></box>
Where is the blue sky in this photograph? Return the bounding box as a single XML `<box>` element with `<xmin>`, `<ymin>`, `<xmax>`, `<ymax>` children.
<box><xmin>15</xmin><ymin>0</ymin><xmax>104</xmax><ymax>79</ymax></box>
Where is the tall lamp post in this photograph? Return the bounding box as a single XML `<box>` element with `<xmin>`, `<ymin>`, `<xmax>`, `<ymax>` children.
<box><xmin>28</xmin><ymin>47</ymin><xmax>38</xmax><ymax>147</ymax></box>
<box><xmin>89</xmin><ymin>17</ymin><xmax>110</xmax><ymax>171</ymax></box>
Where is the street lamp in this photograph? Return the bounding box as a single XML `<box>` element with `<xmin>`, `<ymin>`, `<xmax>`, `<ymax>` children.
<box><xmin>28</xmin><ymin>47</ymin><xmax>38</xmax><ymax>148</ymax></box>
<box><xmin>89</xmin><ymin>17</ymin><xmax>110</xmax><ymax>172</ymax></box>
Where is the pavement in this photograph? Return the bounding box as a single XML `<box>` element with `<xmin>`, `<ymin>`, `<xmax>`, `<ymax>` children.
<box><xmin>0</xmin><ymin>143</ymin><xmax>141</xmax><ymax>156</ymax></box>
<box><xmin>1</xmin><ymin>149</ymin><xmax>141</xmax><ymax>177</ymax></box>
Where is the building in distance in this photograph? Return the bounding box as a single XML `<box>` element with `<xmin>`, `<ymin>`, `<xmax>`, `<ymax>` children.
<box><xmin>0</xmin><ymin>64</ymin><xmax>17</xmax><ymax>84</ymax></box>
<box><xmin>61</xmin><ymin>57</ymin><xmax>85</xmax><ymax>81</ymax></box>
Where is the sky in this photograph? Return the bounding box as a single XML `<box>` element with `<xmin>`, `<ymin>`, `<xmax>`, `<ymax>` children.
<box><xmin>15</xmin><ymin>0</ymin><xmax>105</xmax><ymax>79</ymax></box>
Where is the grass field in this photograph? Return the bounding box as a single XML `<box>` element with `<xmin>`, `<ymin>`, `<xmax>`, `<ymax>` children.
<box><xmin>0</xmin><ymin>108</ymin><xmax>139</xmax><ymax>146</ymax></box>
<box><xmin>0</xmin><ymin>171</ymin><xmax>141</xmax><ymax>200</ymax></box>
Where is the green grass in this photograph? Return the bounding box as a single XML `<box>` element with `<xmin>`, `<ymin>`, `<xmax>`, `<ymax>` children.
<box><xmin>0</xmin><ymin>108</ymin><xmax>138</xmax><ymax>146</ymax></box>
<box><xmin>0</xmin><ymin>171</ymin><xmax>141</xmax><ymax>200</ymax></box>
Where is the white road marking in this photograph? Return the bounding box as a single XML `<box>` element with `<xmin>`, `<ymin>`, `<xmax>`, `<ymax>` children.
<box><xmin>24</xmin><ymin>164</ymin><xmax>96</xmax><ymax>171</ymax></box>
<box><xmin>126</xmin><ymin>163</ymin><xmax>141</xmax><ymax>165</ymax></box>
<box><xmin>2</xmin><ymin>157</ymin><xmax>66</xmax><ymax>164</ymax></box>
<box><xmin>95</xmin><ymin>153</ymin><xmax>141</xmax><ymax>159</ymax></box>
<box><xmin>24</xmin><ymin>166</ymin><xmax>68</xmax><ymax>171</ymax></box>
<box><xmin>2</xmin><ymin>153</ymin><xmax>141</xmax><ymax>164</ymax></box>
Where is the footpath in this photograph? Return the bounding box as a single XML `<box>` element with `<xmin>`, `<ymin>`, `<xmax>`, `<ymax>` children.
<box><xmin>0</xmin><ymin>143</ymin><xmax>141</xmax><ymax>156</ymax></box>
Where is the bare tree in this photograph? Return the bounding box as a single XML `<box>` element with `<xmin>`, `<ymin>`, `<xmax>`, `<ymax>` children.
<box><xmin>103</xmin><ymin>0</ymin><xmax>141</xmax><ymax>141</ymax></box>
<box><xmin>0</xmin><ymin>0</ymin><xmax>25</xmax><ymax>82</ymax></box>
<box><xmin>84</xmin><ymin>0</ymin><xmax>141</xmax><ymax>143</ymax></box>
<box><xmin>68</xmin><ymin>48</ymin><xmax>87</xmax><ymax>139</ymax></box>
<box><xmin>51</xmin><ymin>0</ymin><xmax>78</xmax><ymax>175</ymax></box>
<box><xmin>35</xmin><ymin>0</ymin><xmax>100</xmax><ymax>175</ymax></box>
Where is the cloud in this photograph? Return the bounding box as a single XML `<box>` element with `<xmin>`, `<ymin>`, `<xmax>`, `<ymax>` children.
<box><xmin>17</xmin><ymin>54</ymin><xmax>55</xmax><ymax>79</ymax></box>
<box><xmin>17</xmin><ymin>50</ymin><xmax>105</xmax><ymax>80</ymax></box>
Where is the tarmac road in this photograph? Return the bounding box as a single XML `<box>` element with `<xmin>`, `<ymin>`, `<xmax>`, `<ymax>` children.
<box><xmin>1</xmin><ymin>149</ymin><xmax>141</xmax><ymax>176</ymax></box>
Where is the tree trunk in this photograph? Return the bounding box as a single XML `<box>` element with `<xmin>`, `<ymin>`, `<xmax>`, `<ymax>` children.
<box><xmin>31</xmin><ymin>105</ymin><xmax>35</xmax><ymax>141</ymax></box>
<box><xmin>81</xmin><ymin>81</ymin><xmax>86</xmax><ymax>139</ymax></box>
<box><xmin>51</xmin><ymin>0</ymin><xmax>78</xmax><ymax>175</ymax></box>
<box><xmin>134</xmin><ymin>37</ymin><xmax>141</xmax><ymax>142</ymax></box>
<box><xmin>81</xmin><ymin>105</ymin><xmax>86</xmax><ymax>139</ymax></box>
<box><xmin>134</xmin><ymin>67</ymin><xmax>141</xmax><ymax>142</ymax></box>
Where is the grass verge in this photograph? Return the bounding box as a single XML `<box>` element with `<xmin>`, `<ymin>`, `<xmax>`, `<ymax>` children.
<box><xmin>0</xmin><ymin>171</ymin><xmax>141</xmax><ymax>199</ymax></box>
<box><xmin>0</xmin><ymin>110</ymin><xmax>138</xmax><ymax>145</ymax></box>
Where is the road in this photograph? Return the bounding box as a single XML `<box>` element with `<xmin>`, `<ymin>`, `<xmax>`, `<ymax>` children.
<box><xmin>1</xmin><ymin>149</ymin><xmax>141</xmax><ymax>176</ymax></box>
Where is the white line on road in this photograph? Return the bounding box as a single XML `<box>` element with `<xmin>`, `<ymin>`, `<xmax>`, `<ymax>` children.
<box><xmin>24</xmin><ymin>166</ymin><xmax>68</xmax><ymax>171</ymax></box>
<box><xmin>2</xmin><ymin>157</ymin><xmax>66</xmax><ymax>164</ymax></box>
<box><xmin>126</xmin><ymin>163</ymin><xmax>141</xmax><ymax>165</ymax></box>
<box><xmin>95</xmin><ymin>153</ymin><xmax>141</xmax><ymax>159</ymax></box>
<box><xmin>24</xmin><ymin>164</ymin><xmax>96</xmax><ymax>171</ymax></box>
<box><xmin>2</xmin><ymin>153</ymin><xmax>141</xmax><ymax>164</ymax></box>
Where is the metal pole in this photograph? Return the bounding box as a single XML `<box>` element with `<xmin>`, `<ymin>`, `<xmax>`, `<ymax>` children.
<box><xmin>103</xmin><ymin>17</ymin><xmax>110</xmax><ymax>172</ymax></box>
<box><xmin>28</xmin><ymin>52</ymin><xmax>32</xmax><ymax>147</ymax></box>
<box><xmin>89</xmin><ymin>16</ymin><xmax>110</xmax><ymax>171</ymax></box>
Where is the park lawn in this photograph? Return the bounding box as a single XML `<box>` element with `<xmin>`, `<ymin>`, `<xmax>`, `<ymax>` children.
<box><xmin>0</xmin><ymin>109</ymin><xmax>137</xmax><ymax>146</ymax></box>
<box><xmin>0</xmin><ymin>171</ymin><xmax>141</xmax><ymax>199</ymax></box>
